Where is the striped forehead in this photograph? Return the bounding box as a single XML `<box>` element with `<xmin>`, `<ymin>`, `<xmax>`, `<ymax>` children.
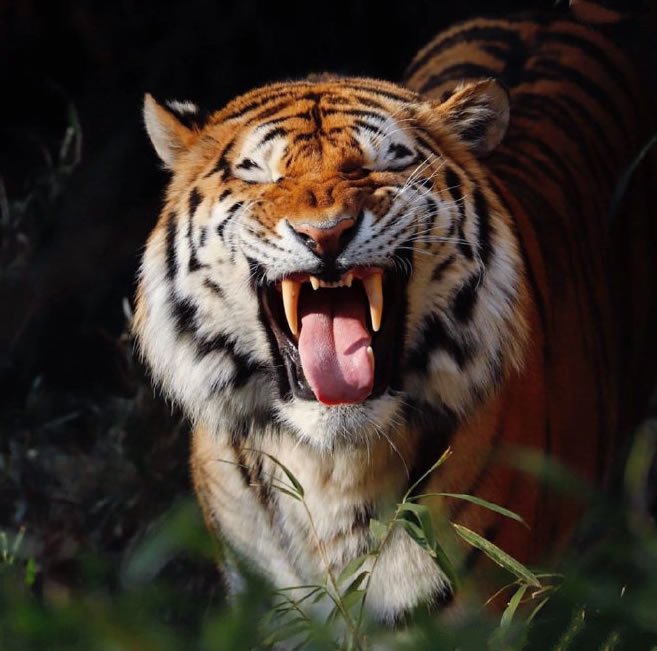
<box><xmin>229</xmin><ymin>92</ymin><xmax>419</xmax><ymax>181</ymax></box>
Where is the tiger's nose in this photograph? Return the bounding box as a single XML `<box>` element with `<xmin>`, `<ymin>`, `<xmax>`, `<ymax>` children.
<box><xmin>290</xmin><ymin>216</ymin><xmax>357</xmax><ymax>259</ymax></box>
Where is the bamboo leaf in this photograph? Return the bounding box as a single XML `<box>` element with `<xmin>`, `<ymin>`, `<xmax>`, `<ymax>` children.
<box><xmin>343</xmin><ymin>571</ymin><xmax>369</xmax><ymax>597</ymax></box>
<box><xmin>452</xmin><ymin>524</ymin><xmax>541</xmax><ymax>588</ymax></box>
<box><xmin>397</xmin><ymin>518</ymin><xmax>431</xmax><ymax>551</ymax></box>
<box><xmin>342</xmin><ymin>588</ymin><xmax>366</xmax><ymax>611</ymax></box>
<box><xmin>412</xmin><ymin>493</ymin><xmax>527</xmax><ymax>527</ymax></box>
<box><xmin>369</xmin><ymin>518</ymin><xmax>388</xmax><ymax>541</ymax></box>
<box><xmin>337</xmin><ymin>554</ymin><xmax>370</xmax><ymax>587</ymax></box>
<box><xmin>397</xmin><ymin>502</ymin><xmax>437</xmax><ymax>549</ymax></box>
<box><xmin>500</xmin><ymin>584</ymin><xmax>528</xmax><ymax>628</ymax></box>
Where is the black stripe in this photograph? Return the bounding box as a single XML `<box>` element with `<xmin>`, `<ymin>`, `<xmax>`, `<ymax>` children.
<box><xmin>203</xmin><ymin>278</ymin><xmax>225</xmax><ymax>299</ymax></box>
<box><xmin>198</xmin><ymin>332</ymin><xmax>263</xmax><ymax>389</ymax></box>
<box><xmin>204</xmin><ymin>139</ymin><xmax>235</xmax><ymax>178</ymax></box>
<box><xmin>223</xmin><ymin>89</ymin><xmax>297</xmax><ymax>121</ymax></box>
<box><xmin>405</xmin><ymin>312</ymin><xmax>472</xmax><ymax>373</ymax></box>
<box><xmin>541</xmin><ymin>30</ymin><xmax>636</xmax><ymax>108</ymax></box>
<box><xmin>444</xmin><ymin>167</ymin><xmax>473</xmax><ymax>260</ymax></box>
<box><xmin>494</xmin><ymin>145</ymin><xmax>563</xmax><ymax>189</ymax></box>
<box><xmin>171</xmin><ymin>296</ymin><xmax>197</xmax><ymax>334</ymax></box>
<box><xmin>216</xmin><ymin>202</ymin><xmax>242</xmax><ymax>242</ymax></box>
<box><xmin>187</xmin><ymin>188</ymin><xmax>204</xmax><ymax>272</ymax></box>
<box><xmin>388</xmin><ymin>142</ymin><xmax>413</xmax><ymax>159</ymax></box>
<box><xmin>473</xmin><ymin>188</ymin><xmax>492</xmax><ymax>266</ymax></box>
<box><xmin>405</xmin><ymin>24</ymin><xmax>523</xmax><ymax>80</ymax></box>
<box><xmin>322</xmin><ymin>107</ymin><xmax>387</xmax><ymax>122</ymax></box>
<box><xmin>509</xmin><ymin>92</ymin><xmax>615</xmax><ymax>181</ymax></box>
<box><xmin>340</xmin><ymin>82</ymin><xmax>416</xmax><ymax>104</ymax></box>
<box><xmin>259</xmin><ymin>127</ymin><xmax>287</xmax><ymax>145</ymax></box>
<box><xmin>165</xmin><ymin>211</ymin><xmax>178</xmax><ymax>281</ymax></box>
<box><xmin>423</xmin><ymin>196</ymin><xmax>440</xmax><ymax>246</ymax></box>
<box><xmin>432</xmin><ymin>255</ymin><xmax>455</xmax><ymax>281</ymax></box>
<box><xmin>292</xmin><ymin>132</ymin><xmax>316</xmax><ymax>144</ymax></box>
<box><xmin>188</xmin><ymin>187</ymin><xmax>202</xmax><ymax>216</ymax></box>
<box><xmin>249</xmin><ymin>100</ymin><xmax>296</xmax><ymax>123</ymax></box>
<box><xmin>452</xmin><ymin>273</ymin><xmax>481</xmax><ymax>323</ymax></box>
<box><xmin>419</xmin><ymin>63</ymin><xmax>499</xmax><ymax>94</ymax></box>
<box><xmin>233</xmin><ymin>447</ymin><xmax>253</xmax><ymax>488</ymax></box>
<box><xmin>527</xmin><ymin>61</ymin><xmax>627</xmax><ymax>136</ymax></box>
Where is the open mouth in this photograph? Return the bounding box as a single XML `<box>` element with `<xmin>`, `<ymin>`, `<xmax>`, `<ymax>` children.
<box><xmin>260</xmin><ymin>268</ymin><xmax>405</xmax><ymax>405</ymax></box>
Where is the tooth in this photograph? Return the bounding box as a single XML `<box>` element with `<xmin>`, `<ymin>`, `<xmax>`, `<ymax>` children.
<box><xmin>363</xmin><ymin>272</ymin><xmax>383</xmax><ymax>332</ymax></box>
<box><xmin>344</xmin><ymin>272</ymin><xmax>353</xmax><ymax>288</ymax></box>
<box><xmin>366</xmin><ymin>345</ymin><xmax>375</xmax><ymax>371</ymax></box>
<box><xmin>281</xmin><ymin>279</ymin><xmax>301</xmax><ymax>336</ymax></box>
<box><xmin>310</xmin><ymin>276</ymin><xmax>320</xmax><ymax>290</ymax></box>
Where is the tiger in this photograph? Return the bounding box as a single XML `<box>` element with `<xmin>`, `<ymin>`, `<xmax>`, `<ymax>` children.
<box><xmin>134</xmin><ymin>0</ymin><xmax>657</xmax><ymax>623</ymax></box>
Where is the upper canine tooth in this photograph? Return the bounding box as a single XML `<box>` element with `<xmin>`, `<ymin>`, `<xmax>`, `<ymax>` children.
<box><xmin>363</xmin><ymin>272</ymin><xmax>383</xmax><ymax>332</ymax></box>
<box><xmin>344</xmin><ymin>272</ymin><xmax>353</xmax><ymax>288</ymax></box>
<box><xmin>310</xmin><ymin>276</ymin><xmax>320</xmax><ymax>290</ymax></box>
<box><xmin>281</xmin><ymin>279</ymin><xmax>301</xmax><ymax>336</ymax></box>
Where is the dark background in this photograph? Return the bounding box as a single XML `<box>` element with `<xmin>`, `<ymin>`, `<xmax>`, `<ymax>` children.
<box><xmin>1</xmin><ymin>0</ymin><xmax>655</xmax><ymax>639</ymax></box>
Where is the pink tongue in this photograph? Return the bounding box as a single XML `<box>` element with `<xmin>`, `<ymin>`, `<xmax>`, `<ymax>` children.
<box><xmin>298</xmin><ymin>287</ymin><xmax>374</xmax><ymax>405</ymax></box>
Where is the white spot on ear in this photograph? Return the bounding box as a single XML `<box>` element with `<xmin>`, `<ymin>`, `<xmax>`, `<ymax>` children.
<box><xmin>165</xmin><ymin>100</ymin><xmax>199</xmax><ymax>114</ymax></box>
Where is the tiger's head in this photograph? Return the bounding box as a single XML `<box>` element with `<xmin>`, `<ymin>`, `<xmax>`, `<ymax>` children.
<box><xmin>135</xmin><ymin>77</ymin><xmax>528</xmax><ymax>450</ymax></box>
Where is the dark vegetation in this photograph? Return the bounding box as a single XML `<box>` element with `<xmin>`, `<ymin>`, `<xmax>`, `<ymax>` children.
<box><xmin>1</xmin><ymin>1</ymin><xmax>656</xmax><ymax>648</ymax></box>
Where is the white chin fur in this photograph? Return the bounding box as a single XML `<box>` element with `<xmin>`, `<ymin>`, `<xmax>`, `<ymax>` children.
<box><xmin>274</xmin><ymin>391</ymin><xmax>404</xmax><ymax>451</ymax></box>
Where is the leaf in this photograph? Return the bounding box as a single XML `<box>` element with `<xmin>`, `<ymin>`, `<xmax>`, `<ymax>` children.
<box><xmin>256</xmin><ymin>451</ymin><xmax>305</xmax><ymax>498</ymax></box>
<box><xmin>397</xmin><ymin>502</ymin><xmax>437</xmax><ymax>549</ymax></box>
<box><xmin>452</xmin><ymin>524</ymin><xmax>541</xmax><ymax>588</ymax></box>
<box><xmin>270</xmin><ymin>485</ymin><xmax>303</xmax><ymax>502</ymax></box>
<box><xmin>342</xmin><ymin>588</ymin><xmax>366</xmax><ymax>611</ymax></box>
<box><xmin>397</xmin><ymin>519</ymin><xmax>432</xmax><ymax>553</ymax></box>
<box><xmin>369</xmin><ymin>518</ymin><xmax>388</xmax><ymax>541</ymax></box>
<box><xmin>337</xmin><ymin>554</ymin><xmax>370</xmax><ymax>586</ymax></box>
<box><xmin>412</xmin><ymin>493</ymin><xmax>528</xmax><ymax>527</ymax></box>
<box><xmin>500</xmin><ymin>584</ymin><xmax>528</xmax><ymax>628</ymax></box>
<box><xmin>343</xmin><ymin>571</ymin><xmax>369</xmax><ymax>597</ymax></box>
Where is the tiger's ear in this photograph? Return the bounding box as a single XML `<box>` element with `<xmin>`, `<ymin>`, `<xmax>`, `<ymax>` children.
<box><xmin>438</xmin><ymin>79</ymin><xmax>510</xmax><ymax>157</ymax></box>
<box><xmin>143</xmin><ymin>94</ymin><xmax>202</xmax><ymax>169</ymax></box>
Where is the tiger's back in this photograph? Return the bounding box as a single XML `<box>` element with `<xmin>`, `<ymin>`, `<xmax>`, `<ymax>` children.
<box><xmin>404</xmin><ymin>3</ymin><xmax>657</xmax><ymax>564</ymax></box>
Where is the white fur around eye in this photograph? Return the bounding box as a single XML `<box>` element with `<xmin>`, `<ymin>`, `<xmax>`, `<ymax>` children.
<box><xmin>355</xmin><ymin>116</ymin><xmax>418</xmax><ymax>172</ymax></box>
<box><xmin>233</xmin><ymin>127</ymin><xmax>288</xmax><ymax>184</ymax></box>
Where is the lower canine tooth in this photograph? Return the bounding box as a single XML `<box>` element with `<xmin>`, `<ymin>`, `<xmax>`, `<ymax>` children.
<box><xmin>281</xmin><ymin>279</ymin><xmax>301</xmax><ymax>336</ymax></box>
<box><xmin>366</xmin><ymin>345</ymin><xmax>375</xmax><ymax>371</ymax></box>
<box><xmin>363</xmin><ymin>272</ymin><xmax>383</xmax><ymax>332</ymax></box>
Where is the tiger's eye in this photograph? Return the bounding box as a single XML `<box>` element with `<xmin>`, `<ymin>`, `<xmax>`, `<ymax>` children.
<box><xmin>339</xmin><ymin>163</ymin><xmax>369</xmax><ymax>180</ymax></box>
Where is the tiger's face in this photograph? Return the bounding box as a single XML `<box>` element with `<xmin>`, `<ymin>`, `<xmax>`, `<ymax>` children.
<box><xmin>136</xmin><ymin>77</ymin><xmax>527</xmax><ymax>450</ymax></box>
